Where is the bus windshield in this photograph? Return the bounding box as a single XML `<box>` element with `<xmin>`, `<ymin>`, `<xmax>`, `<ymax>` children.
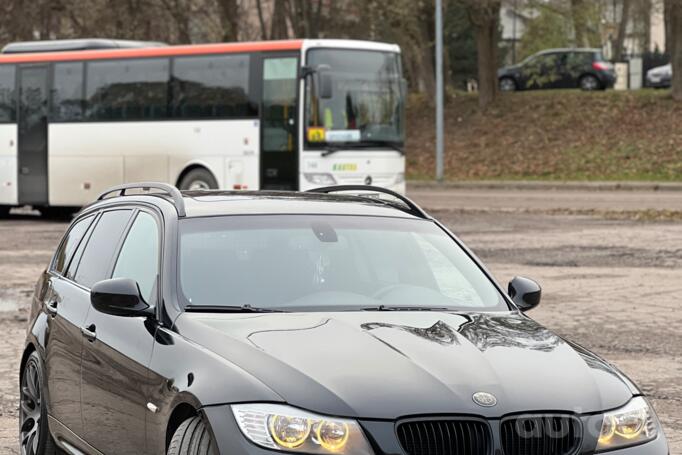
<box><xmin>305</xmin><ymin>49</ymin><xmax>404</xmax><ymax>149</ymax></box>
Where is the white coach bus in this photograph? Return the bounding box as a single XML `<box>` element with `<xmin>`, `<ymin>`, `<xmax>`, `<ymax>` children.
<box><xmin>0</xmin><ymin>38</ymin><xmax>406</xmax><ymax>216</ymax></box>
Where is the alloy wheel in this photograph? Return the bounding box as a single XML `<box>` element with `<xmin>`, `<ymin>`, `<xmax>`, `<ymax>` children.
<box><xmin>500</xmin><ymin>78</ymin><xmax>517</xmax><ymax>92</ymax></box>
<box><xmin>20</xmin><ymin>359</ymin><xmax>42</xmax><ymax>455</ymax></box>
<box><xmin>580</xmin><ymin>75</ymin><xmax>599</xmax><ymax>91</ymax></box>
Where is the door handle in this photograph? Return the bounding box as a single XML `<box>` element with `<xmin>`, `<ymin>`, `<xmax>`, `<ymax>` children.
<box><xmin>45</xmin><ymin>300</ymin><xmax>58</xmax><ymax>316</ymax></box>
<box><xmin>81</xmin><ymin>324</ymin><xmax>97</xmax><ymax>342</ymax></box>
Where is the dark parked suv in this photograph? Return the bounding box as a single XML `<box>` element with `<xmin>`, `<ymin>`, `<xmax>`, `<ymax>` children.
<box><xmin>498</xmin><ymin>48</ymin><xmax>616</xmax><ymax>91</ymax></box>
<box><xmin>21</xmin><ymin>183</ymin><xmax>668</xmax><ymax>455</ymax></box>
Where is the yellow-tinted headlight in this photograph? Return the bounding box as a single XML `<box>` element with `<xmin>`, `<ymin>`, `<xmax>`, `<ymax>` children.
<box><xmin>269</xmin><ymin>415</ymin><xmax>312</xmax><ymax>448</ymax></box>
<box><xmin>597</xmin><ymin>397</ymin><xmax>659</xmax><ymax>451</ymax></box>
<box><xmin>232</xmin><ymin>403</ymin><xmax>373</xmax><ymax>454</ymax></box>
<box><xmin>315</xmin><ymin>420</ymin><xmax>350</xmax><ymax>451</ymax></box>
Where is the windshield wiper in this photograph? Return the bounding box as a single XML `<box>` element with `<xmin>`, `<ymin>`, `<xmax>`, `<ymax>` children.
<box><xmin>186</xmin><ymin>304</ymin><xmax>286</xmax><ymax>313</ymax></box>
<box><xmin>319</xmin><ymin>141</ymin><xmax>404</xmax><ymax>157</ymax></box>
<box><xmin>362</xmin><ymin>305</ymin><xmax>451</xmax><ymax>312</ymax></box>
<box><xmin>321</xmin><ymin>144</ymin><xmax>343</xmax><ymax>157</ymax></box>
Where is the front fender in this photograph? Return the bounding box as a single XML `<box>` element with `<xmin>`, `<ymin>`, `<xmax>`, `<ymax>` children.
<box><xmin>144</xmin><ymin>326</ymin><xmax>283</xmax><ymax>454</ymax></box>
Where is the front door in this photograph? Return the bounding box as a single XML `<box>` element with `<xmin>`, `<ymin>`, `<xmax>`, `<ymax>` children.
<box><xmin>80</xmin><ymin>210</ymin><xmax>159</xmax><ymax>452</ymax></box>
<box><xmin>260</xmin><ymin>54</ymin><xmax>299</xmax><ymax>190</ymax></box>
<box><xmin>17</xmin><ymin>65</ymin><xmax>49</xmax><ymax>205</ymax></box>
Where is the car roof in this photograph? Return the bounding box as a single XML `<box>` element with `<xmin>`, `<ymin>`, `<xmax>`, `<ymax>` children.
<box><xmin>536</xmin><ymin>48</ymin><xmax>601</xmax><ymax>54</ymax></box>
<box><xmin>85</xmin><ymin>190</ymin><xmax>425</xmax><ymax>220</ymax></box>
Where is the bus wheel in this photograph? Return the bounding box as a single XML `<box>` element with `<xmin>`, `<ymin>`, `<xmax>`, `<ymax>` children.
<box><xmin>178</xmin><ymin>168</ymin><xmax>218</xmax><ymax>191</ymax></box>
<box><xmin>40</xmin><ymin>207</ymin><xmax>74</xmax><ymax>220</ymax></box>
<box><xmin>0</xmin><ymin>205</ymin><xmax>10</xmax><ymax>218</ymax></box>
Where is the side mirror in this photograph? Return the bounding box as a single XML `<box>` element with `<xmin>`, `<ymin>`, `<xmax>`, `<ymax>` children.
<box><xmin>91</xmin><ymin>278</ymin><xmax>152</xmax><ymax>317</ymax></box>
<box><xmin>508</xmin><ymin>276</ymin><xmax>541</xmax><ymax>312</ymax></box>
<box><xmin>319</xmin><ymin>72</ymin><xmax>333</xmax><ymax>99</ymax></box>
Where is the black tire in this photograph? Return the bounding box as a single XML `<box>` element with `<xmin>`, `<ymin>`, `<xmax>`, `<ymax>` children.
<box><xmin>20</xmin><ymin>351</ymin><xmax>57</xmax><ymax>455</ymax></box>
<box><xmin>40</xmin><ymin>207</ymin><xmax>75</xmax><ymax>221</ymax></box>
<box><xmin>178</xmin><ymin>168</ymin><xmax>218</xmax><ymax>191</ymax></box>
<box><xmin>168</xmin><ymin>416</ymin><xmax>217</xmax><ymax>455</ymax></box>
<box><xmin>499</xmin><ymin>77</ymin><xmax>518</xmax><ymax>92</ymax></box>
<box><xmin>579</xmin><ymin>74</ymin><xmax>601</xmax><ymax>91</ymax></box>
<box><xmin>0</xmin><ymin>205</ymin><xmax>10</xmax><ymax>218</ymax></box>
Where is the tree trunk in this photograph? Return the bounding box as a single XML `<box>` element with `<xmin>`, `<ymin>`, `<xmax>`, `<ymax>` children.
<box><xmin>570</xmin><ymin>0</ymin><xmax>588</xmax><ymax>47</ymax></box>
<box><xmin>467</xmin><ymin>1</ymin><xmax>501</xmax><ymax>109</ymax></box>
<box><xmin>255</xmin><ymin>0</ymin><xmax>269</xmax><ymax>40</ymax></box>
<box><xmin>665</xmin><ymin>0</ymin><xmax>673</xmax><ymax>54</ymax></box>
<box><xmin>271</xmin><ymin>0</ymin><xmax>289</xmax><ymax>39</ymax></box>
<box><xmin>474</xmin><ymin>17</ymin><xmax>498</xmax><ymax>109</ymax></box>
<box><xmin>216</xmin><ymin>0</ymin><xmax>240</xmax><ymax>41</ymax></box>
<box><xmin>614</xmin><ymin>0</ymin><xmax>632</xmax><ymax>61</ymax></box>
<box><xmin>670</xmin><ymin>0</ymin><xmax>682</xmax><ymax>101</ymax></box>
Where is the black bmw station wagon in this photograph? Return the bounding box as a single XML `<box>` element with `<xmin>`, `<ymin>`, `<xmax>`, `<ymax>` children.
<box><xmin>21</xmin><ymin>183</ymin><xmax>668</xmax><ymax>455</ymax></box>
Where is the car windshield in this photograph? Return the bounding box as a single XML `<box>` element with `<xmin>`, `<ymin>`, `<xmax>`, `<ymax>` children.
<box><xmin>178</xmin><ymin>215</ymin><xmax>507</xmax><ymax>312</ymax></box>
<box><xmin>304</xmin><ymin>49</ymin><xmax>404</xmax><ymax>149</ymax></box>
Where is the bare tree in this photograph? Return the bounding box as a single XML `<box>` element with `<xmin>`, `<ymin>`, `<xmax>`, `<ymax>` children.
<box><xmin>613</xmin><ymin>0</ymin><xmax>633</xmax><ymax>61</ymax></box>
<box><xmin>570</xmin><ymin>0</ymin><xmax>589</xmax><ymax>46</ymax></box>
<box><xmin>215</xmin><ymin>0</ymin><xmax>240</xmax><ymax>41</ymax></box>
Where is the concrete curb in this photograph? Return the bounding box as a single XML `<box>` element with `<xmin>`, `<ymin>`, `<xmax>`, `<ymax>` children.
<box><xmin>407</xmin><ymin>180</ymin><xmax>682</xmax><ymax>192</ymax></box>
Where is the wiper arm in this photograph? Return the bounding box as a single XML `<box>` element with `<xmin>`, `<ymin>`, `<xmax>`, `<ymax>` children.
<box><xmin>319</xmin><ymin>141</ymin><xmax>404</xmax><ymax>157</ymax></box>
<box><xmin>186</xmin><ymin>304</ymin><xmax>286</xmax><ymax>313</ymax></box>
<box><xmin>320</xmin><ymin>145</ymin><xmax>343</xmax><ymax>157</ymax></box>
<box><xmin>362</xmin><ymin>305</ymin><xmax>450</xmax><ymax>312</ymax></box>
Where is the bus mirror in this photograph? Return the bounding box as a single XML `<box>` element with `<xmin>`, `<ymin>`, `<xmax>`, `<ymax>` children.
<box><xmin>319</xmin><ymin>73</ymin><xmax>333</xmax><ymax>99</ymax></box>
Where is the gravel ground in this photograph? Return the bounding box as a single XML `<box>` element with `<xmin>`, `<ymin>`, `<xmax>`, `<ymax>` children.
<box><xmin>0</xmin><ymin>208</ymin><xmax>680</xmax><ymax>453</ymax></box>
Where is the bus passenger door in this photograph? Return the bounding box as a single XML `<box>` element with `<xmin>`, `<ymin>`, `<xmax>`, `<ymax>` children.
<box><xmin>17</xmin><ymin>65</ymin><xmax>49</xmax><ymax>206</ymax></box>
<box><xmin>259</xmin><ymin>54</ymin><xmax>299</xmax><ymax>190</ymax></box>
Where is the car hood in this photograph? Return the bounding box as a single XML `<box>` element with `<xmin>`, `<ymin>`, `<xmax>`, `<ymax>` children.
<box><xmin>498</xmin><ymin>65</ymin><xmax>521</xmax><ymax>76</ymax></box>
<box><xmin>647</xmin><ymin>64</ymin><xmax>672</xmax><ymax>76</ymax></box>
<box><xmin>177</xmin><ymin>311</ymin><xmax>635</xmax><ymax>419</ymax></box>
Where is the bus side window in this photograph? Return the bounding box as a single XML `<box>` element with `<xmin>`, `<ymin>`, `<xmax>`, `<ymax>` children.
<box><xmin>0</xmin><ymin>65</ymin><xmax>16</xmax><ymax>123</ymax></box>
<box><xmin>171</xmin><ymin>54</ymin><xmax>253</xmax><ymax>119</ymax></box>
<box><xmin>52</xmin><ymin>62</ymin><xmax>84</xmax><ymax>122</ymax></box>
<box><xmin>85</xmin><ymin>58</ymin><xmax>170</xmax><ymax>121</ymax></box>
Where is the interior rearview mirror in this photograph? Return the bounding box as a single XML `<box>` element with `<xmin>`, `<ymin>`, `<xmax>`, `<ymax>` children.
<box><xmin>508</xmin><ymin>276</ymin><xmax>541</xmax><ymax>312</ymax></box>
<box><xmin>319</xmin><ymin>72</ymin><xmax>333</xmax><ymax>99</ymax></box>
<box><xmin>90</xmin><ymin>278</ymin><xmax>152</xmax><ymax>317</ymax></box>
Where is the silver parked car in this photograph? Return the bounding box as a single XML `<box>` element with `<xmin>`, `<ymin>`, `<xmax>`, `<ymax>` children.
<box><xmin>646</xmin><ymin>63</ymin><xmax>672</xmax><ymax>88</ymax></box>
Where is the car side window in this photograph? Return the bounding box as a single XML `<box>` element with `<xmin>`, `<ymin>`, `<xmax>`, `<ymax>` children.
<box><xmin>72</xmin><ymin>210</ymin><xmax>133</xmax><ymax>288</ymax></box>
<box><xmin>112</xmin><ymin>212</ymin><xmax>160</xmax><ymax>304</ymax></box>
<box><xmin>52</xmin><ymin>215</ymin><xmax>95</xmax><ymax>275</ymax></box>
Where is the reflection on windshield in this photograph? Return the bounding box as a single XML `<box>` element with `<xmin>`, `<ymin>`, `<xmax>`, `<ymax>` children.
<box><xmin>305</xmin><ymin>49</ymin><xmax>404</xmax><ymax>148</ymax></box>
<box><xmin>179</xmin><ymin>215</ymin><xmax>506</xmax><ymax>312</ymax></box>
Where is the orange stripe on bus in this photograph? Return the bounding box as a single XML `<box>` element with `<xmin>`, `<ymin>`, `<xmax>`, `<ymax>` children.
<box><xmin>0</xmin><ymin>40</ymin><xmax>304</xmax><ymax>64</ymax></box>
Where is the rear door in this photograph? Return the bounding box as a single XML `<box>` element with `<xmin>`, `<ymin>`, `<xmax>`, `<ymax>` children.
<box><xmin>44</xmin><ymin>214</ymin><xmax>96</xmax><ymax>441</ymax></box>
<box><xmin>17</xmin><ymin>64</ymin><xmax>49</xmax><ymax>205</ymax></box>
<box><xmin>259</xmin><ymin>53</ymin><xmax>300</xmax><ymax>190</ymax></box>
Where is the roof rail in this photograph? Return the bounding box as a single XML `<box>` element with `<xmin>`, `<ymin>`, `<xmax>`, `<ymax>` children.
<box><xmin>306</xmin><ymin>185</ymin><xmax>429</xmax><ymax>219</ymax></box>
<box><xmin>97</xmin><ymin>182</ymin><xmax>186</xmax><ymax>217</ymax></box>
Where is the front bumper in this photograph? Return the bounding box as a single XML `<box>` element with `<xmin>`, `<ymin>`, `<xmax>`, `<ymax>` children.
<box><xmin>646</xmin><ymin>77</ymin><xmax>672</xmax><ymax>88</ymax></box>
<box><xmin>203</xmin><ymin>405</ymin><xmax>669</xmax><ymax>455</ymax></box>
<box><xmin>599</xmin><ymin>71</ymin><xmax>617</xmax><ymax>88</ymax></box>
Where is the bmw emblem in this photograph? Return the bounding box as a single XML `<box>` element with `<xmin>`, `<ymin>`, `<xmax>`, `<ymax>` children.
<box><xmin>472</xmin><ymin>392</ymin><xmax>497</xmax><ymax>407</ymax></box>
<box><xmin>364</xmin><ymin>175</ymin><xmax>373</xmax><ymax>185</ymax></box>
